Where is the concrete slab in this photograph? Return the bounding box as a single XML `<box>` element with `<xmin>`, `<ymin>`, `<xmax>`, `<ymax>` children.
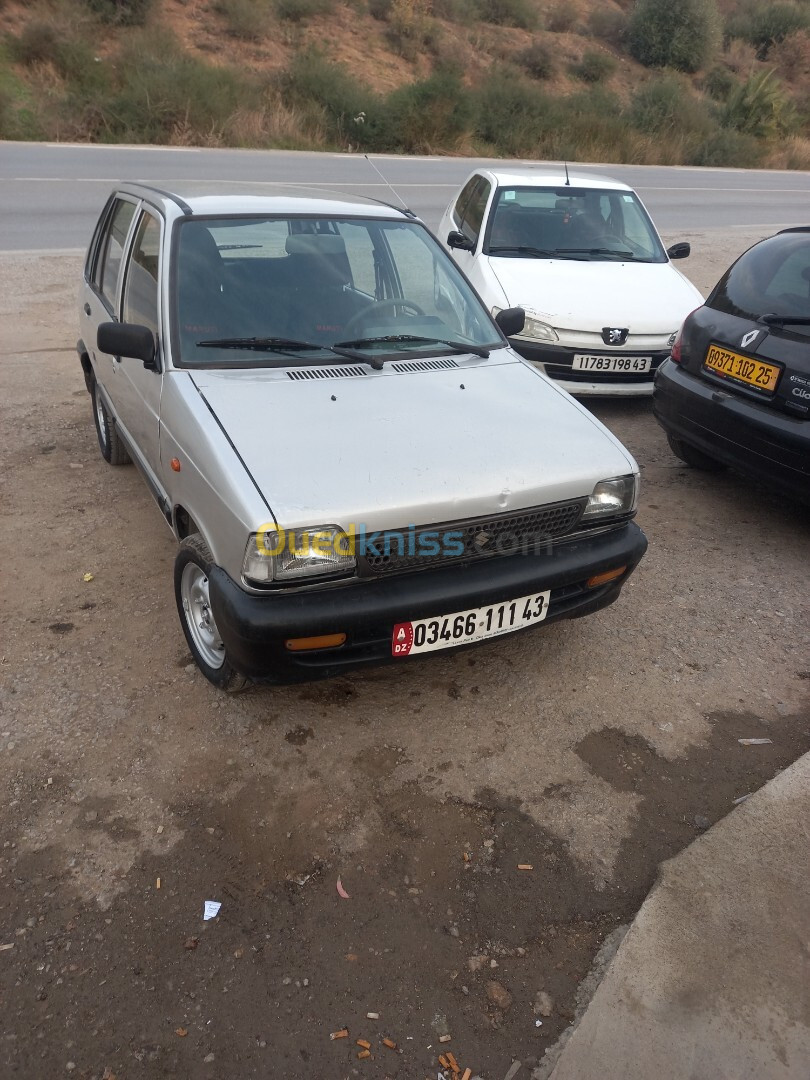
<box><xmin>547</xmin><ymin>753</ymin><xmax>810</xmax><ymax>1080</ymax></box>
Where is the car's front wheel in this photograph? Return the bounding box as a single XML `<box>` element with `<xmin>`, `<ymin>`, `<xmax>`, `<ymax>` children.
<box><xmin>667</xmin><ymin>434</ymin><xmax>725</xmax><ymax>472</ymax></box>
<box><xmin>92</xmin><ymin>380</ymin><xmax>130</xmax><ymax>466</ymax></box>
<box><xmin>174</xmin><ymin>534</ymin><xmax>249</xmax><ymax>692</ymax></box>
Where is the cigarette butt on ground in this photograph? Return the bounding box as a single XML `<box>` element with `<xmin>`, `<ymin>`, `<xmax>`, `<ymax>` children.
<box><xmin>439</xmin><ymin>1055</ymin><xmax>450</xmax><ymax>1069</ymax></box>
<box><xmin>439</xmin><ymin>1034</ymin><xmax>452</xmax><ymax>1043</ymax></box>
<box><xmin>356</xmin><ymin>1039</ymin><xmax>371</xmax><ymax>1049</ymax></box>
<box><xmin>156</xmin><ymin>877</ymin><xmax>161</xmax><ymax>889</ymax></box>
<box><xmin>461</xmin><ymin>1069</ymin><xmax>472</xmax><ymax>1080</ymax></box>
<box><xmin>357</xmin><ymin>1049</ymin><xmax>371</xmax><ymax>1060</ymax></box>
<box><xmin>366</xmin><ymin>1011</ymin><xmax>380</xmax><ymax>1019</ymax></box>
<box><xmin>446</xmin><ymin>1051</ymin><xmax>459</xmax><ymax>1070</ymax></box>
<box><xmin>330</xmin><ymin>1029</ymin><xmax>349</xmax><ymax>1041</ymax></box>
<box><xmin>383</xmin><ymin>1037</ymin><xmax>397</xmax><ymax>1050</ymax></box>
<box><xmin>517</xmin><ymin>863</ymin><xmax>534</xmax><ymax>871</ymax></box>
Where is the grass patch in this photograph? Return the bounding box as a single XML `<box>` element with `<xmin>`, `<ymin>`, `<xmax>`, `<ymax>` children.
<box><xmin>213</xmin><ymin>0</ymin><xmax>271</xmax><ymax>39</ymax></box>
<box><xmin>83</xmin><ymin>0</ymin><xmax>153</xmax><ymax>25</ymax></box>
<box><xmin>571</xmin><ymin>50</ymin><xmax>617</xmax><ymax>83</ymax></box>
<box><xmin>516</xmin><ymin>41</ymin><xmax>554</xmax><ymax>80</ymax></box>
<box><xmin>275</xmin><ymin>0</ymin><xmax>336</xmax><ymax>22</ymax></box>
<box><xmin>478</xmin><ymin>0</ymin><xmax>537</xmax><ymax>31</ymax></box>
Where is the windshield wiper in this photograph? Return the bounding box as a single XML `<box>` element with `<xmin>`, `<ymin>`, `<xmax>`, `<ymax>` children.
<box><xmin>196</xmin><ymin>336</ymin><xmax>387</xmax><ymax>369</ymax></box>
<box><xmin>556</xmin><ymin>247</ymin><xmax>635</xmax><ymax>259</ymax></box>
<box><xmin>488</xmin><ymin>245</ymin><xmax>585</xmax><ymax>260</ymax></box>
<box><xmin>334</xmin><ymin>334</ymin><xmax>492</xmax><ymax>359</ymax></box>
<box><xmin>759</xmin><ymin>314</ymin><xmax>810</xmax><ymax>326</ymax></box>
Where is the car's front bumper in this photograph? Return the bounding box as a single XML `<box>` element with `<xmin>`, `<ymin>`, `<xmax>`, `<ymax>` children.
<box><xmin>509</xmin><ymin>338</ymin><xmax>671</xmax><ymax>396</ymax></box>
<box><xmin>207</xmin><ymin>522</ymin><xmax>648</xmax><ymax>683</ymax></box>
<box><xmin>653</xmin><ymin>359</ymin><xmax>810</xmax><ymax>503</ymax></box>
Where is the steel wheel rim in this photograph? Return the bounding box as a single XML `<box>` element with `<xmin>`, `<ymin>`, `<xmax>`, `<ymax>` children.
<box><xmin>181</xmin><ymin>562</ymin><xmax>225</xmax><ymax>669</ymax></box>
<box><xmin>95</xmin><ymin>386</ymin><xmax>108</xmax><ymax>447</ymax></box>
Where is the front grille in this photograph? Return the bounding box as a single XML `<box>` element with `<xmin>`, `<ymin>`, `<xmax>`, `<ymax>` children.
<box><xmin>363</xmin><ymin>499</ymin><xmax>587</xmax><ymax>575</ymax></box>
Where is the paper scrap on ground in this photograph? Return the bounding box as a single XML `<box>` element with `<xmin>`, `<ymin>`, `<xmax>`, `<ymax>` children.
<box><xmin>738</xmin><ymin>738</ymin><xmax>772</xmax><ymax>745</ymax></box>
<box><xmin>203</xmin><ymin>900</ymin><xmax>221</xmax><ymax>921</ymax></box>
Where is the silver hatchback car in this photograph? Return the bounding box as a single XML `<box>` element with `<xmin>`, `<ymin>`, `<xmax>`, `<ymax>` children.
<box><xmin>78</xmin><ymin>183</ymin><xmax>647</xmax><ymax>690</ymax></box>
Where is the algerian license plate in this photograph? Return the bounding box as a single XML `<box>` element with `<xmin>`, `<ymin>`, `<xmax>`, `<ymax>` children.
<box><xmin>703</xmin><ymin>343</ymin><xmax>780</xmax><ymax>393</ymax></box>
<box><xmin>572</xmin><ymin>354</ymin><xmax>651</xmax><ymax>373</ymax></box>
<box><xmin>392</xmin><ymin>591</ymin><xmax>550</xmax><ymax>657</ymax></box>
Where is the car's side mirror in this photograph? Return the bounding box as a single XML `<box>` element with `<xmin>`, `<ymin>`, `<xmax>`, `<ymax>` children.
<box><xmin>666</xmin><ymin>242</ymin><xmax>690</xmax><ymax>260</ymax></box>
<box><xmin>495</xmin><ymin>307</ymin><xmax>525</xmax><ymax>338</ymax></box>
<box><xmin>447</xmin><ymin>230</ymin><xmax>475</xmax><ymax>252</ymax></box>
<box><xmin>98</xmin><ymin>322</ymin><xmax>158</xmax><ymax>370</ymax></box>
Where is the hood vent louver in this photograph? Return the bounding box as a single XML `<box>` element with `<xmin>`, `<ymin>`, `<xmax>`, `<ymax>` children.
<box><xmin>287</xmin><ymin>365</ymin><xmax>367</xmax><ymax>381</ymax></box>
<box><xmin>391</xmin><ymin>357</ymin><xmax>460</xmax><ymax>373</ymax></box>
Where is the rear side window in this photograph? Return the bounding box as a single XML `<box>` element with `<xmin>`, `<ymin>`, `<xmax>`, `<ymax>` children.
<box><xmin>709</xmin><ymin>233</ymin><xmax>810</xmax><ymax>320</ymax></box>
<box><xmin>123</xmin><ymin>210</ymin><xmax>161</xmax><ymax>333</ymax></box>
<box><xmin>96</xmin><ymin>198</ymin><xmax>137</xmax><ymax>311</ymax></box>
<box><xmin>459</xmin><ymin>177</ymin><xmax>491</xmax><ymax>246</ymax></box>
<box><xmin>452</xmin><ymin>177</ymin><xmax>479</xmax><ymax>229</ymax></box>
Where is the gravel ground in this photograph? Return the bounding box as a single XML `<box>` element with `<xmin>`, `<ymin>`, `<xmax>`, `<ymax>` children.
<box><xmin>0</xmin><ymin>233</ymin><xmax>808</xmax><ymax>1080</ymax></box>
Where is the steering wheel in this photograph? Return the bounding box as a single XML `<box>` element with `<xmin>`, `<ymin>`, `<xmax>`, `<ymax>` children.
<box><xmin>343</xmin><ymin>297</ymin><xmax>426</xmax><ymax>337</ymax></box>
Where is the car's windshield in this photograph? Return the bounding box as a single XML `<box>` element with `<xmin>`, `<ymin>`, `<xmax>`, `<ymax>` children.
<box><xmin>172</xmin><ymin>216</ymin><xmax>502</xmax><ymax>367</ymax></box>
<box><xmin>708</xmin><ymin>232</ymin><xmax>810</xmax><ymax>332</ymax></box>
<box><xmin>484</xmin><ymin>186</ymin><xmax>666</xmax><ymax>263</ymax></box>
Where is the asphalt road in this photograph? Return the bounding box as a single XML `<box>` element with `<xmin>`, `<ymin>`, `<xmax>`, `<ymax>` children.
<box><xmin>2</xmin><ymin>140</ymin><xmax>810</xmax><ymax>252</ymax></box>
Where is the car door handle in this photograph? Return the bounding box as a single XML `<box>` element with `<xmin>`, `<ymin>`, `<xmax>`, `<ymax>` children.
<box><xmin>83</xmin><ymin>303</ymin><xmax>91</xmax><ymax>315</ymax></box>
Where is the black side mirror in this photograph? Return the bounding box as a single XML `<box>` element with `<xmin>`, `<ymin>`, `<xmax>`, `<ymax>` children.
<box><xmin>447</xmin><ymin>230</ymin><xmax>475</xmax><ymax>252</ymax></box>
<box><xmin>495</xmin><ymin>307</ymin><xmax>525</xmax><ymax>338</ymax></box>
<box><xmin>98</xmin><ymin>322</ymin><xmax>158</xmax><ymax>370</ymax></box>
<box><xmin>666</xmin><ymin>242</ymin><xmax>690</xmax><ymax>260</ymax></box>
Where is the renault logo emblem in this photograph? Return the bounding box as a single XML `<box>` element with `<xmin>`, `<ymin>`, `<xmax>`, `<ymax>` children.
<box><xmin>602</xmin><ymin>327</ymin><xmax>629</xmax><ymax>346</ymax></box>
<box><xmin>740</xmin><ymin>329</ymin><xmax>760</xmax><ymax>349</ymax></box>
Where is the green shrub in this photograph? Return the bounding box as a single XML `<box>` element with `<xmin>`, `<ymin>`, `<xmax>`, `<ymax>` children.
<box><xmin>587</xmin><ymin>8</ymin><xmax>628</xmax><ymax>48</ymax></box>
<box><xmin>430</xmin><ymin>0</ymin><xmax>469</xmax><ymax>19</ymax></box>
<box><xmin>629</xmin><ymin>75</ymin><xmax>715</xmax><ymax>139</ymax></box>
<box><xmin>83</xmin><ymin>0</ymin><xmax>153</xmax><ymax>26</ymax></box>
<box><xmin>629</xmin><ymin>0</ymin><xmax>721</xmax><ymax>72</ymax></box>
<box><xmin>702</xmin><ymin>64</ymin><xmax>737</xmax><ymax>102</ymax></box>
<box><xmin>100</xmin><ymin>32</ymin><xmax>252</xmax><ymax>143</ymax></box>
<box><xmin>384</xmin><ymin>0</ymin><xmax>438</xmax><ymax>59</ymax></box>
<box><xmin>726</xmin><ymin>2</ymin><xmax>810</xmax><ymax>59</ymax></box>
<box><xmin>517</xmin><ymin>41</ymin><xmax>554</xmax><ymax>79</ymax></box>
<box><xmin>478</xmin><ymin>0</ymin><xmax>537</xmax><ymax>30</ymax></box>
<box><xmin>380</xmin><ymin>69</ymin><xmax>473</xmax><ymax>152</ymax></box>
<box><xmin>279</xmin><ymin>47</ymin><xmax>371</xmax><ymax>143</ymax></box>
<box><xmin>275</xmin><ymin>0</ymin><xmax>335</xmax><ymax>21</ymax></box>
<box><xmin>214</xmin><ymin>0</ymin><xmax>270</xmax><ymax>39</ymax></box>
<box><xmin>472</xmin><ymin>71</ymin><xmax>550</xmax><ymax>154</ymax></box>
<box><xmin>367</xmin><ymin>0</ymin><xmax>392</xmax><ymax>18</ymax></box>
<box><xmin>722</xmin><ymin>68</ymin><xmax>796</xmax><ymax>137</ymax></box>
<box><xmin>10</xmin><ymin>20</ymin><xmax>104</xmax><ymax>91</ymax></box>
<box><xmin>690</xmin><ymin>128</ymin><xmax>763</xmax><ymax>167</ymax></box>
<box><xmin>571</xmin><ymin>50</ymin><xmax>617</xmax><ymax>82</ymax></box>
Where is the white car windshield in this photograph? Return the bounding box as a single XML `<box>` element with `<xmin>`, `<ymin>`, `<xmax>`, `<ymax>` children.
<box><xmin>485</xmin><ymin>186</ymin><xmax>667</xmax><ymax>263</ymax></box>
<box><xmin>173</xmin><ymin>216</ymin><xmax>503</xmax><ymax>367</ymax></box>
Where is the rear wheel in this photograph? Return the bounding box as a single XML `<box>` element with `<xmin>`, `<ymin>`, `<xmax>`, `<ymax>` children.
<box><xmin>667</xmin><ymin>433</ymin><xmax>725</xmax><ymax>472</ymax></box>
<box><xmin>92</xmin><ymin>379</ymin><xmax>130</xmax><ymax>465</ymax></box>
<box><xmin>175</xmin><ymin>534</ymin><xmax>249</xmax><ymax>692</ymax></box>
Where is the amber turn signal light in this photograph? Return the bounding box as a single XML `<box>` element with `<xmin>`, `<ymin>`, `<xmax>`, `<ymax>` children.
<box><xmin>587</xmin><ymin>566</ymin><xmax>627</xmax><ymax>588</ymax></box>
<box><xmin>285</xmin><ymin>633</ymin><xmax>347</xmax><ymax>652</ymax></box>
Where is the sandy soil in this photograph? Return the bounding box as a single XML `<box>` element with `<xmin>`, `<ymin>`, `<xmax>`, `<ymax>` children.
<box><xmin>0</xmin><ymin>233</ymin><xmax>808</xmax><ymax>1080</ymax></box>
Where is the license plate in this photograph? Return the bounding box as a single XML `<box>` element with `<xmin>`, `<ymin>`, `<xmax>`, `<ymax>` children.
<box><xmin>572</xmin><ymin>354</ymin><xmax>651</xmax><ymax>373</ymax></box>
<box><xmin>703</xmin><ymin>344</ymin><xmax>780</xmax><ymax>392</ymax></box>
<box><xmin>392</xmin><ymin>591</ymin><xmax>550</xmax><ymax>657</ymax></box>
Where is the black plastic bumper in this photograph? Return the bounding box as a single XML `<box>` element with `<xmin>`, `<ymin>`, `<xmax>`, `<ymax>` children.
<box><xmin>508</xmin><ymin>338</ymin><xmax>669</xmax><ymax>385</ymax></box>
<box><xmin>208</xmin><ymin>522</ymin><xmax>648</xmax><ymax>683</ymax></box>
<box><xmin>653</xmin><ymin>359</ymin><xmax>810</xmax><ymax>504</ymax></box>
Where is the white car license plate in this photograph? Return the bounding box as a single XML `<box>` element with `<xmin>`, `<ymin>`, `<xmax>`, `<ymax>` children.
<box><xmin>392</xmin><ymin>590</ymin><xmax>550</xmax><ymax>657</ymax></box>
<box><xmin>572</xmin><ymin>355</ymin><xmax>652</xmax><ymax>373</ymax></box>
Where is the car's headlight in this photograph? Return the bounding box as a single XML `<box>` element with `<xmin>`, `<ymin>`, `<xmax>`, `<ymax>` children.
<box><xmin>581</xmin><ymin>475</ymin><xmax>638</xmax><ymax>521</ymax></box>
<box><xmin>494</xmin><ymin>306</ymin><xmax>559</xmax><ymax>343</ymax></box>
<box><xmin>243</xmin><ymin>526</ymin><xmax>356</xmax><ymax>584</ymax></box>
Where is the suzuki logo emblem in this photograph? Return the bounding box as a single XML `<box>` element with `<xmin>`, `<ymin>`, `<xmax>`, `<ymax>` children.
<box><xmin>602</xmin><ymin>327</ymin><xmax>629</xmax><ymax>346</ymax></box>
<box><xmin>740</xmin><ymin>329</ymin><xmax>759</xmax><ymax>349</ymax></box>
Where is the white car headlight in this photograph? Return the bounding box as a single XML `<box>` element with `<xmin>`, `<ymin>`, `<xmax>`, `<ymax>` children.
<box><xmin>493</xmin><ymin>306</ymin><xmax>558</xmax><ymax>343</ymax></box>
<box><xmin>581</xmin><ymin>475</ymin><xmax>638</xmax><ymax>521</ymax></box>
<box><xmin>243</xmin><ymin>526</ymin><xmax>356</xmax><ymax>584</ymax></box>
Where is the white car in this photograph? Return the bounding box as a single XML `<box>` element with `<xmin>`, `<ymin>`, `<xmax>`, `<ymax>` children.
<box><xmin>438</xmin><ymin>167</ymin><xmax>704</xmax><ymax>396</ymax></box>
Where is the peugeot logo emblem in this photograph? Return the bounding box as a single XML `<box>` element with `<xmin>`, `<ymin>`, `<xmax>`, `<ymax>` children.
<box><xmin>602</xmin><ymin>327</ymin><xmax>629</xmax><ymax>346</ymax></box>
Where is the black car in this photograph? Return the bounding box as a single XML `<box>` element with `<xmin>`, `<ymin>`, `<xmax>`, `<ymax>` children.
<box><xmin>653</xmin><ymin>227</ymin><xmax>810</xmax><ymax>504</ymax></box>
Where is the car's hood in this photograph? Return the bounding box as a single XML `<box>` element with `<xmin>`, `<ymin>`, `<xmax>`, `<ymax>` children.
<box><xmin>190</xmin><ymin>355</ymin><xmax>635</xmax><ymax>532</ymax></box>
<box><xmin>488</xmin><ymin>258</ymin><xmax>703</xmax><ymax>334</ymax></box>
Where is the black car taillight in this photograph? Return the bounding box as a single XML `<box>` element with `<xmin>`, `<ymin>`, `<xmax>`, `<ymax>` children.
<box><xmin>670</xmin><ymin>308</ymin><xmax>702</xmax><ymax>363</ymax></box>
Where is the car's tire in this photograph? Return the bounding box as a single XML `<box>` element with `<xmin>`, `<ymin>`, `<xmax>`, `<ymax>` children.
<box><xmin>667</xmin><ymin>433</ymin><xmax>725</xmax><ymax>472</ymax></box>
<box><xmin>174</xmin><ymin>534</ymin><xmax>249</xmax><ymax>692</ymax></box>
<box><xmin>92</xmin><ymin>379</ymin><xmax>131</xmax><ymax>466</ymax></box>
